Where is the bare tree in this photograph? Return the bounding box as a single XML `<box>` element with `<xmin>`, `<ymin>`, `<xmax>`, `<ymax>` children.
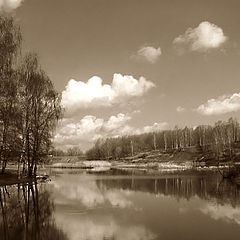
<box><xmin>0</xmin><ymin>16</ymin><xmax>21</xmax><ymax>173</ymax></box>
<box><xmin>18</xmin><ymin>53</ymin><xmax>62</xmax><ymax>176</ymax></box>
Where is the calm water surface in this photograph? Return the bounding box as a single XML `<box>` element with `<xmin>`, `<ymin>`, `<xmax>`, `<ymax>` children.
<box><xmin>1</xmin><ymin>168</ymin><xmax>240</xmax><ymax>240</ymax></box>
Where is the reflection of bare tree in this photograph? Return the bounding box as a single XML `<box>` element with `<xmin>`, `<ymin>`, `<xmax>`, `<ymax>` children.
<box><xmin>0</xmin><ymin>182</ymin><xmax>68</xmax><ymax>240</ymax></box>
<box><xmin>96</xmin><ymin>171</ymin><xmax>240</xmax><ymax>207</ymax></box>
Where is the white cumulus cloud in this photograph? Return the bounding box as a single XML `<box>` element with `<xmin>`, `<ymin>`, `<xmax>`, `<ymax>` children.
<box><xmin>197</xmin><ymin>93</ymin><xmax>240</xmax><ymax>115</ymax></box>
<box><xmin>54</xmin><ymin>113</ymin><xmax>168</xmax><ymax>151</ymax></box>
<box><xmin>173</xmin><ymin>21</ymin><xmax>227</xmax><ymax>53</ymax></box>
<box><xmin>142</xmin><ymin>122</ymin><xmax>169</xmax><ymax>133</ymax></box>
<box><xmin>54</xmin><ymin>113</ymin><xmax>133</xmax><ymax>150</ymax></box>
<box><xmin>103</xmin><ymin>114</ymin><xmax>132</xmax><ymax>132</ymax></box>
<box><xmin>176</xmin><ymin>106</ymin><xmax>185</xmax><ymax>113</ymax></box>
<box><xmin>137</xmin><ymin>46</ymin><xmax>162</xmax><ymax>63</ymax></box>
<box><xmin>0</xmin><ymin>0</ymin><xmax>23</xmax><ymax>11</ymax></box>
<box><xmin>61</xmin><ymin>74</ymin><xmax>155</xmax><ymax>113</ymax></box>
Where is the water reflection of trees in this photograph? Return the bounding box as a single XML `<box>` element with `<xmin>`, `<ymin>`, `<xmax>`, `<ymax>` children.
<box><xmin>96</xmin><ymin>172</ymin><xmax>240</xmax><ymax>207</ymax></box>
<box><xmin>0</xmin><ymin>182</ymin><xmax>68</xmax><ymax>240</ymax></box>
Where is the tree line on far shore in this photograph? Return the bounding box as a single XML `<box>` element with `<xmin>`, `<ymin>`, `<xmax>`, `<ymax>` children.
<box><xmin>86</xmin><ymin>118</ymin><xmax>240</xmax><ymax>161</ymax></box>
<box><xmin>0</xmin><ymin>16</ymin><xmax>62</xmax><ymax>176</ymax></box>
<box><xmin>51</xmin><ymin>146</ymin><xmax>84</xmax><ymax>157</ymax></box>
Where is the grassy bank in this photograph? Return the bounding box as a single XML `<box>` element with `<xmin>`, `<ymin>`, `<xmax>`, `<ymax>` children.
<box><xmin>47</xmin><ymin>150</ymin><xmax>201</xmax><ymax>170</ymax></box>
<box><xmin>0</xmin><ymin>170</ymin><xmax>49</xmax><ymax>186</ymax></box>
<box><xmin>0</xmin><ymin>171</ymin><xmax>33</xmax><ymax>186</ymax></box>
<box><xmin>48</xmin><ymin>148</ymin><xmax>240</xmax><ymax>171</ymax></box>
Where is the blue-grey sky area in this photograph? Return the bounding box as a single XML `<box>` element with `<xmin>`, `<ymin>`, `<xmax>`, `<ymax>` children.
<box><xmin>6</xmin><ymin>0</ymin><xmax>240</xmax><ymax>150</ymax></box>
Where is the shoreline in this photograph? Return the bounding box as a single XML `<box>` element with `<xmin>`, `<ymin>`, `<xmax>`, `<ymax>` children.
<box><xmin>1</xmin><ymin>162</ymin><xmax>239</xmax><ymax>186</ymax></box>
<box><xmin>0</xmin><ymin>171</ymin><xmax>50</xmax><ymax>186</ymax></box>
<box><xmin>48</xmin><ymin>149</ymin><xmax>240</xmax><ymax>170</ymax></box>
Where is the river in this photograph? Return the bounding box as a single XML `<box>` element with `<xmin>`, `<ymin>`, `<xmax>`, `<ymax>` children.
<box><xmin>1</xmin><ymin>168</ymin><xmax>240</xmax><ymax>240</ymax></box>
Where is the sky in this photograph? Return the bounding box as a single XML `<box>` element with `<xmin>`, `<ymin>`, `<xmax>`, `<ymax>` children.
<box><xmin>4</xmin><ymin>0</ymin><xmax>240</xmax><ymax>150</ymax></box>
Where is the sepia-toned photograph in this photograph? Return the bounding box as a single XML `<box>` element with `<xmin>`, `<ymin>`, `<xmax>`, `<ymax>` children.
<box><xmin>0</xmin><ymin>0</ymin><xmax>240</xmax><ymax>239</ymax></box>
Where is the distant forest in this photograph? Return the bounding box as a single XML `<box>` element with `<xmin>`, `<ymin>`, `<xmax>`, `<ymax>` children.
<box><xmin>86</xmin><ymin>118</ymin><xmax>240</xmax><ymax>161</ymax></box>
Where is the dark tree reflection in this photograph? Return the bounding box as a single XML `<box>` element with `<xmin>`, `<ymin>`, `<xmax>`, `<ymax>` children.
<box><xmin>0</xmin><ymin>182</ymin><xmax>68</xmax><ymax>240</ymax></box>
<box><xmin>96</xmin><ymin>170</ymin><xmax>240</xmax><ymax>207</ymax></box>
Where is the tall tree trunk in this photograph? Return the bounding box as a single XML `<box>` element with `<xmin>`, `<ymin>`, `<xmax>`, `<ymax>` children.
<box><xmin>153</xmin><ymin>133</ymin><xmax>157</xmax><ymax>150</ymax></box>
<box><xmin>131</xmin><ymin>140</ymin><xmax>134</xmax><ymax>157</ymax></box>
